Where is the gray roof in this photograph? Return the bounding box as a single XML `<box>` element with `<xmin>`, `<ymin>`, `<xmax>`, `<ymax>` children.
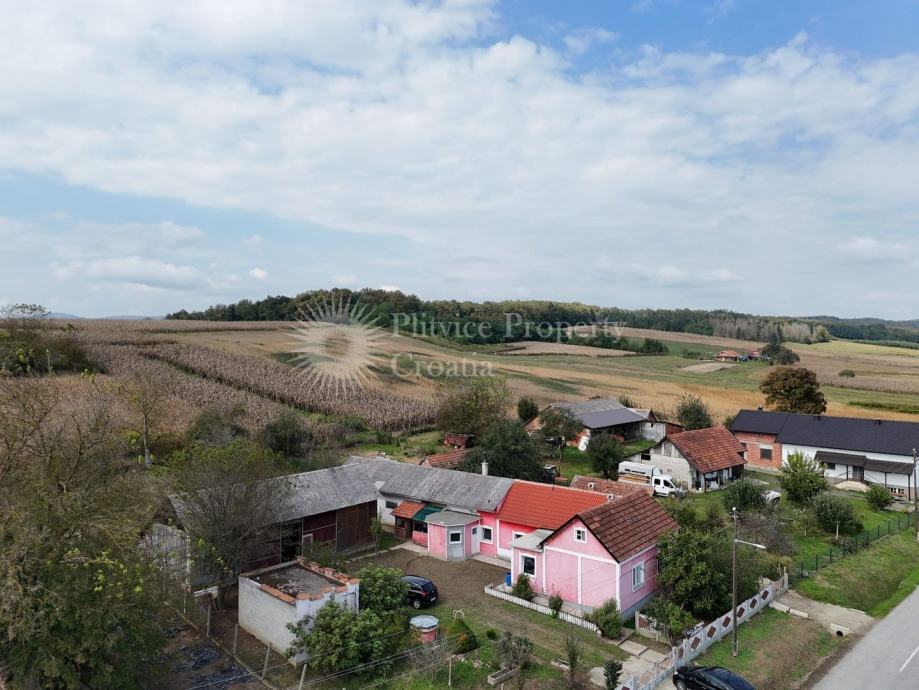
<box><xmin>551</xmin><ymin>398</ymin><xmax>625</xmax><ymax>415</ymax></box>
<box><xmin>814</xmin><ymin>450</ymin><xmax>915</xmax><ymax>476</ymax></box>
<box><xmin>345</xmin><ymin>456</ymin><xmax>513</xmax><ymax>512</ymax></box>
<box><xmin>732</xmin><ymin>409</ymin><xmax>919</xmax><ymax>458</ymax></box>
<box><xmin>425</xmin><ymin>510</ymin><xmax>480</xmax><ymax>527</ymax></box>
<box><xmin>169</xmin><ymin>463</ymin><xmax>379</xmax><ymax>529</ymax></box>
<box><xmin>550</xmin><ymin>398</ymin><xmax>646</xmax><ymax>429</ymax></box>
<box><xmin>510</xmin><ymin>529</ymin><xmax>553</xmax><ymax>551</ymax></box>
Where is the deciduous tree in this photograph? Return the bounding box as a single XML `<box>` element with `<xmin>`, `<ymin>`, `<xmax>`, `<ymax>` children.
<box><xmin>461</xmin><ymin>419</ymin><xmax>543</xmax><ymax>481</ymax></box>
<box><xmin>760</xmin><ymin>367</ymin><xmax>826</xmax><ymax>414</ymax></box>
<box><xmin>434</xmin><ymin>375</ymin><xmax>510</xmax><ymax>436</ymax></box>
<box><xmin>674</xmin><ymin>394</ymin><xmax>713</xmax><ymax>430</ymax></box>
<box><xmin>778</xmin><ymin>451</ymin><xmax>828</xmax><ymax>503</ymax></box>
<box><xmin>587</xmin><ymin>434</ymin><xmax>625</xmax><ymax>479</ymax></box>
<box><xmin>538</xmin><ymin>407</ymin><xmax>582</xmax><ymax>461</ymax></box>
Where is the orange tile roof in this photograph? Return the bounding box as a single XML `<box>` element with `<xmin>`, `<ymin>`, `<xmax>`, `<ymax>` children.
<box><xmin>497</xmin><ymin>481</ymin><xmax>608</xmax><ymax>530</ymax></box>
<box><xmin>392</xmin><ymin>500</ymin><xmax>425</xmax><ymax>519</ymax></box>
<box><xmin>668</xmin><ymin>426</ymin><xmax>746</xmax><ymax>473</ymax></box>
<box><xmin>420</xmin><ymin>448</ymin><xmax>469</xmax><ymax>470</ymax></box>
<box><xmin>569</xmin><ymin>475</ymin><xmax>654</xmax><ymax>498</ymax></box>
<box><xmin>571</xmin><ymin>492</ymin><xmax>679</xmax><ymax>561</ymax></box>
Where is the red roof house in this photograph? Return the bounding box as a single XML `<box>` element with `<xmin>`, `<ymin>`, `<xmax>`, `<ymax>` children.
<box><xmin>642</xmin><ymin>426</ymin><xmax>747</xmax><ymax>491</ymax></box>
<box><xmin>419</xmin><ymin>448</ymin><xmax>469</xmax><ymax>470</ymax></box>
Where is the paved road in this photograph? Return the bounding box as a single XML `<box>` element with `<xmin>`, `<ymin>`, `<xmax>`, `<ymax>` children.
<box><xmin>814</xmin><ymin>585</ymin><xmax>919</xmax><ymax>689</ymax></box>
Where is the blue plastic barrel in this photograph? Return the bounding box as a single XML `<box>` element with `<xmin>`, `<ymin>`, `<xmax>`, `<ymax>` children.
<box><xmin>505</xmin><ymin>572</ymin><xmax>512</xmax><ymax>587</ymax></box>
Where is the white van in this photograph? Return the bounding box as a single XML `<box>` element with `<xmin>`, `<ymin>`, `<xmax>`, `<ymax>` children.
<box><xmin>619</xmin><ymin>461</ymin><xmax>681</xmax><ymax>497</ymax></box>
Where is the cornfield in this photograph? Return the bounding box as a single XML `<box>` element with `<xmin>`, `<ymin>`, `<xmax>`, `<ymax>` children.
<box><xmin>140</xmin><ymin>343</ymin><xmax>434</xmax><ymax>429</ymax></box>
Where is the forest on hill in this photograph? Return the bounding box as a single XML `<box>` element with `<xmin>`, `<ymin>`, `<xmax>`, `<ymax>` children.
<box><xmin>166</xmin><ymin>288</ymin><xmax>834</xmax><ymax>345</ymax></box>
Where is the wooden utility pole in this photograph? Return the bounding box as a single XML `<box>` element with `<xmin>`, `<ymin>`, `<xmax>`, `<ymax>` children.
<box><xmin>731</xmin><ymin>506</ymin><xmax>738</xmax><ymax>657</ymax></box>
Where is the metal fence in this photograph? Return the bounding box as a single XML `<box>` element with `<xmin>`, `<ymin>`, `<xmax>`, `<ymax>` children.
<box><xmin>792</xmin><ymin>511</ymin><xmax>915</xmax><ymax>582</ymax></box>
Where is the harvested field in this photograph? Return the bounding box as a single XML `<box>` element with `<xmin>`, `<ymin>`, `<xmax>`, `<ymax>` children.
<box><xmin>681</xmin><ymin>361</ymin><xmax>737</xmax><ymax>373</ymax></box>
<box><xmin>496</xmin><ymin>341</ymin><xmax>633</xmax><ymax>357</ymax></box>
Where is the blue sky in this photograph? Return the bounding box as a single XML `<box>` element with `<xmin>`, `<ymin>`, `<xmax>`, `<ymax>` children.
<box><xmin>1</xmin><ymin>0</ymin><xmax>918</xmax><ymax>318</ymax></box>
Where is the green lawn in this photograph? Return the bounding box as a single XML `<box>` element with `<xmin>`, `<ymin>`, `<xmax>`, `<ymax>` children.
<box><xmin>695</xmin><ymin>608</ymin><xmax>842</xmax><ymax>690</ymax></box>
<box><xmin>556</xmin><ymin>439</ymin><xmax>656</xmax><ymax>479</ymax></box>
<box><xmin>795</xmin><ymin>530</ymin><xmax>919</xmax><ymax>615</ymax></box>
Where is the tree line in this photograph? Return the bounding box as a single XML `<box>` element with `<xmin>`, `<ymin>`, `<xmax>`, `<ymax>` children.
<box><xmin>165</xmin><ymin>288</ymin><xmax>831</xmax><ymax>344</ymax></box>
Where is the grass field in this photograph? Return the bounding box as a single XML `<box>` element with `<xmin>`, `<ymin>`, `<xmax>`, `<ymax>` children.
<box><xmin>795</xmin><ymin>530</ymin><xmax>919</xmax><ymax>616</ymax></box>
<box><xmin>695</xmin><ymin>608</ymin><xmax>842</xmax><ymax>690</ymax></box>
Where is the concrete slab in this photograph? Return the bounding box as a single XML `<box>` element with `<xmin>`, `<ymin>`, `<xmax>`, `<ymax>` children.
<box><xmin>472</xmin><ymin>554</ymin><xmax>508</xmax><ymax>569</ymax></box>
<box><xmin>590</xmin><ymin>654</ymin><xmax>653</xmax><ymax>688</ymax></box>
<box><xmin>639</xmin><ymin>649</ymin><xmax>667</xmax><ymax>664</ymax></box>
<box><xmin>620</xmin><ymin>639</ymin><xmax>648</xmax><ymax>656</ymax></box>
<box><xmin>779</xmin><ymin>590</ymin><xmax>873</xmax><ymax>633</ymax></box>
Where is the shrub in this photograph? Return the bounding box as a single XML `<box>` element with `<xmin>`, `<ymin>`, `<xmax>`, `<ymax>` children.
<box><xmin>485</xmin><ymin>628</ymin><xmax>498</xmax><ymax>640</ymax></box>
<box><xmin>586</xmin><ymin>599</ymin><xmax>622</xmax><ymax>639</ymax></box>
<box><xmin>721</xmin><ymin>478</ymin><xmax>767</xmax><ymax>513</ymax></box>
<box><xmin>675</xmin><ymin>394</ymin><xmax>713</xmax><ymax>430</ymax></box>
<box><xmin>517</xmin><ymin>397</ymin><xmax>539</xmax><ymax>422</ymax></box>
<box><xmin>548</xmin><ymin>591</ymin><xmax>564</xmax><ymax>619</ymax></box>
<box><xmin>838</xmin><ymin>369</ymin><xmax>856</xmax><ymax>378</ymax></box>
<box><xmin>447</xmin><ymin>617</ymin><xmax>478</xmax><ymax>653</ymax></box>
<box><xmin>261</xmin><ymin>410</ymin><xmax>312</xmax><ymax>457</ymax></box>
<box><xmin>866</xmin><ymin>484</ymin><xmax>894</xmax><ymax>511</ymax></box>
<box><xmin>779</xmin><ymin>451</ymin><xmax>828</xmax><ymax>503</ymax></box>
<box><xmin>603</xmin><ymin>659</ymin><xmax>623</xmax><ymax>690</ymax></box>
<box><xmin>510</xmin><ymin>573</ymin><xmax>535</xmax><ymax>601</ymax></box>
<box><xmin>660</xmin><ymin>496</ymin><xmax>699</xmax><ymax>529</ymax></box>
<box><xmin>811</xmin><ymin>494</ymin><xmax>861</xmax><ymax>534</ymax></box>
<box><xmin>354</xmin><ymin>565</ymin><xmax>408</xmax><ymax>615</ymax></box>
<box><xmin>642</xmin><ymin>597</ymin><xmax>696</xmax><ymax>646</ymax></box>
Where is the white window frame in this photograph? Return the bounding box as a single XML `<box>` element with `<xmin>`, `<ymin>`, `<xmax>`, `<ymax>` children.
<box><xmin>520</xmin><ymin>554</ymin><xmax>536</xmax><ymax>577</ymax></box>
<box><xmin>632</xmin><ymin>563</ymin><xmax>646</xmax><ymax>592</ymax></box>
<box><xmin>574</xmin><ymin>528</ymin><xmax>587</xmax><ymax>543</ymax></box>
<box><xmin>384</xmin><ymin>500</ymin><xmax>398</xmax><ymax>510</ymax></box>
<box><xmin>480</xmin><ymin>526</ymin><xmax>493</xmax><ymax>543</ymax></box>
<box><xmin>449</xmin><ymin>530</ymin><xmax>463</xmax><ymax>544</ymax></box>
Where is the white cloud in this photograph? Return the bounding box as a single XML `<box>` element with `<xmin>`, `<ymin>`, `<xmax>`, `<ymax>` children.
<box><xmin>244</xmin><ymin>233</ymin><xmax>264</xmax><ymax>246</ymax></box>
<box><xmin>563</xmin><ymin>28</ymin><xmax>619</xmax><ymax>55</ymax></box>
<box><xmin>839</xmin><ymin>236</ymin><xmax>911</xmax><ymax>261</ymax></box>
<box><xmin>333</xmin><ymin>274</ymin><xmax>358</xmax><ymax>286</ymax></box>
<box><xmin>52</xmin><ymin>257</ymin><xmax>203</xmax><ymax>289</ymax></box>
<box><xmin>0</xmin><ymin>5</ymin><xmax>918</xmax><ymax>316</ymax></box>
<box><xmin>248</xmin><ymin>267</ymin><xmax>268</xmax><ymax>281</ymax></box>
<box><xmin>632</xmin><ymin>264</ymin><xmax>739</xmax><ymax>288</ymax></box>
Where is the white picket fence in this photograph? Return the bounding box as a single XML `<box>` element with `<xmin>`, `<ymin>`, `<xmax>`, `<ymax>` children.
<box><xmin>483</xmin><ymin>584</ymin><xmax>600</xmax><ymax>633</ymax></box>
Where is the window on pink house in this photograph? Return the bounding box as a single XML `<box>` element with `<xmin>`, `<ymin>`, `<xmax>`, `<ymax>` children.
<box><xmin>574</xmin><ymin>528</ymin><xmax>587</xmax><ymax>543</ymax></box>
<box><xmin>521</xmin><ymin>555</ymin><xmax>536</xmax><ymax>577</ymax></box>
<box><xmin>632</xmin><ymin>563</ymin><xmax>645</xmax><ymax>591</ymax></box>
<box><xmin>481</xmin><ymin>527</ymin><xmax>493</xmax><ymax>542</ymax></box>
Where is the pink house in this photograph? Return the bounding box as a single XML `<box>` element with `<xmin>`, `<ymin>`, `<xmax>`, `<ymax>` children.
<box><xmin>510</xmin><ymin>492</ymin><xmax>678</xmax><ymax>618</ymax></box>
<box><xmin>424</xmin><ymin>510</ymin><xmax>481</xmax><ymax>561</ymax></box>
<box><xmin>479</xmin><ymin>481</ymin><xmax>609</xmax><ymax>560</ymax></box>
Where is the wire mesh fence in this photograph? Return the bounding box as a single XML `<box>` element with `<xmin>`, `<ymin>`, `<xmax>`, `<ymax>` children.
<box><xmin>791</xmin><ymin>510</ymin><xmax>915</xmax><ymax>582</ymax></box>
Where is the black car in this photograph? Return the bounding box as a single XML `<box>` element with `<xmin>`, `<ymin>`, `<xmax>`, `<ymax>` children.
<box><xmin>402</xmin><ymin>575</ymin><xmax>438</xmax><ymax>609</ymax></box>
<box><xmin>673</xmin><ymin>666</ymin><xmax>755</xmax><ymax>690</ymax></box>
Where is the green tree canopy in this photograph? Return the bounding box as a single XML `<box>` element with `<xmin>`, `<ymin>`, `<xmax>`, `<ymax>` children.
<box><xmin>537</xmin><ymin>407</ymin><xmax>583</xmax><ymax>460</ymax></box>
<box><xmin>461</xmin><ymin>419</ymin><xmax>544</xmax><ymax>481</ymax></box>
<box><xmin>434</xmin><ymin>375</ymin><xmax>510</xmax><ymax>436</ymax></box>
<box><xmin>675</xmin><ymin>394</ymin><xmax>713</xmax><ymax>430</ymax></box>
<box><xmin>778</xmin><ymin>451</ymin><xmax>828</xmax><ymax>503</ymax></box>
<box><xmin>517</xmin><ymin>397</ymin><xmax>539</xmax><ymax>423</ymax></box>
<box><xmin>354</xmin><ymin>565</ymin><xmax>407</xmax><ymax>615</ymax></box>
<box><xmin>587</xmin><ymin>434</ymin><xmax>625</xmax><ymax>479</ymax></box>
<box><xmin>760</xmin><ymin>367</ymin><xmax>826</xmax><ymax>414</ymax></box>
<box><xmin>0</xmin><ymin>378</ymin><xmax>164</xmax><ymax>688</ymax></box>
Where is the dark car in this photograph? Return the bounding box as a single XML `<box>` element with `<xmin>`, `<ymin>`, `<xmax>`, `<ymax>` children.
<box><xmin>673</xmin><ymin>666</ymin><xmax>755</xmax><ymax>690</ymax></box>
<box><xmin>402</xmin><ymin>575</ymin><xmax>438</xmax><ymax>609</ymax></box>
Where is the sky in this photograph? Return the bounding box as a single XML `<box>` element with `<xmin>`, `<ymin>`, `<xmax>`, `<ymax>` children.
<box><xmin>1</xmin><ymin>1</ymin><xmax>918</xmax><ymax>319</ymax></box>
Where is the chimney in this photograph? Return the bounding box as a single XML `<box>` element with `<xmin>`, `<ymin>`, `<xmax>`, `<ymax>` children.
<box><xmin>481</xmin><ymin>461</ymin><xmax>489</xmax><ymax>476</ymax></box>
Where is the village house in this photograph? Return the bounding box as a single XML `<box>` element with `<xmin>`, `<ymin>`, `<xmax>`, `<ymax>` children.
<box><xmin>715</xmin><ymin>350</ymin><xmax>741</xmax><ymax>362</ymax></box>
<box><xmin>418</xmin><ymin>447</ymin><xmax>469</xmax><ymax>470</ymax></box>
<box><xmin>345</xmin><ymin>455</ymin><xmax>513</xmax><ymax>559</ymax></box>
<box><xmin>627</xmin><ymin>426</ymin><xmax>747</xmax><ymax>491</ymax></box>
<box><xmin>509</xmin><ymin>492</ymin><xmax>678</xmax><ymax>617</ymax></box>
<box><xmin>529</xmin><ymin>398</ymin><xmax>666</xmax><ymax>449</ymax></box>
<box><xmin>478</xmin><ymin>481</ymin><xmax>609</xmax><ymax>560</ymax></box>
<box><xmin>731</xmin><ymin>409</ymin><xmax>919</xmax><ymax>499</ymax></box>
